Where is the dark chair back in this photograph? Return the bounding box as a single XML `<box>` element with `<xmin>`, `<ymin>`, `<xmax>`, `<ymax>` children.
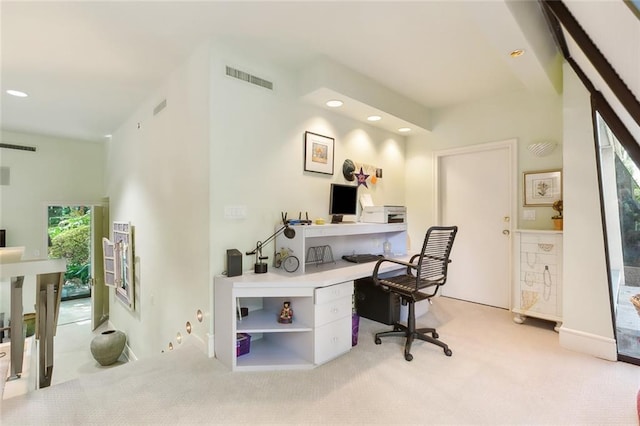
<box><xmin>415</xmin><ymin>226</ymin><xmax>458</xmax><ymax>291</ymax></box>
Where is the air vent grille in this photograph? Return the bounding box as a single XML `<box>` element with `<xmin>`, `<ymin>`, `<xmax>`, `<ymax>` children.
<box><xmin>225</xmin><ymin>66</ymin><xmax>273</xmax><ymax>90</ymax></box>
<box><xmin>0</xmin><ymin>143</ymin><xmax>36</xmax><ymax>152</ymax></box>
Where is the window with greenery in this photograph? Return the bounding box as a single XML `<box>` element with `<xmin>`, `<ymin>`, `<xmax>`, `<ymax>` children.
<box><xmin>48</xmin><ymin>206</ymin><xmax>91</xmax><ymax>300</ymax></box>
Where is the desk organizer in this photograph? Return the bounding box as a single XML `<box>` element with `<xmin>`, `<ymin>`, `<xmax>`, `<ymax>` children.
<box><xmin>305</xmin><ymin>245</ymin><xmax>335</xmax><ymax>266</ymax></box>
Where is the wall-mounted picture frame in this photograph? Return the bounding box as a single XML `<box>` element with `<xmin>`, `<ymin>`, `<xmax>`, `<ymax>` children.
<box><xmin>103</xmin><ymin>221</ymin><xmax>135</xmax><ymax>310</ymax></box>
<box><xmin>304</xmin><ymin>131</ymin><xmax>334</xmax><ymax>175</ymax></box>
<box><xmin>524</xmin><ymin>169</ymin><xmax>562</xmax><ymax>206</ymax></box>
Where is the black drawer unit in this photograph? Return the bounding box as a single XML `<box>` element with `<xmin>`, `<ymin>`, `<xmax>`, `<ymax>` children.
<box><xmin>354</xmin><ymin>277</ymin><xmax>400</xmax><ymax>325</ymax></box>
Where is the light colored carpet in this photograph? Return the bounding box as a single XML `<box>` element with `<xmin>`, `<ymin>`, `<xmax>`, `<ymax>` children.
<box><xmin>1</xmin><ymin>297</ymin><xmax>638</xmax><ymax>425</ymax></box>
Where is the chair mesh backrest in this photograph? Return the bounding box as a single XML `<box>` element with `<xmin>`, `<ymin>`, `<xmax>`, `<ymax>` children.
<box><xmin>416</xmin><ymin>226</ymin><xmax>458</xmax><ymax>285</ymax></box>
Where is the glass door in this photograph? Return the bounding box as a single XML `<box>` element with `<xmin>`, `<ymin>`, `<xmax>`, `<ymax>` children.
<box><xmin>596</xmin><ymin>112</ymin><xmax>640</xmax><ymax>364</ymax></box>
<box><xmin>47</xmin><ymin>205</ymin><xmax>92</xmax><ymax>301</ymax></box>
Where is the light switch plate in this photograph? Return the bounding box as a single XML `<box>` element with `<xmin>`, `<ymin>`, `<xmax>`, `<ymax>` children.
<box><xmin>523</xmin><ymin>210</ymin><xmax>536</xmax><ymax>221</ymax></box>
<box><xmin>224</xmin><ymin>205</ymin><xmax>247</xmax><ymax>219</ymax></box>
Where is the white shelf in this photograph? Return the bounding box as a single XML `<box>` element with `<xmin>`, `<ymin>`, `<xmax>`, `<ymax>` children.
<box><xmin>302</xmin><ymin>222</ymin><xmax>406</xmax><ymax>238</ymax></box>
<box><xmin>275</xmin><ymin>222</ymin><xmax>408</xmax><ymax>275</ymax></box>
<box><xmin>235</xmin><ymin>338</ymin><xmax>313</xmax><ymax>371</ymax></box>
<box><xmin>237</xmin><ymin>309</ymin><xmax>312</xmax><ymax>333</ymax></box>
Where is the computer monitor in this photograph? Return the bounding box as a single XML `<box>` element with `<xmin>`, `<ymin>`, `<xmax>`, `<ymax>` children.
<box><xmin>329</xmin><ymin>183</ymin><xmax>358</xmax><ymax>223</ymax></box>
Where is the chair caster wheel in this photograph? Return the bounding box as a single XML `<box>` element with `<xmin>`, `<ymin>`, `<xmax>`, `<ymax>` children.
<box><xmin>444</xmin><ymin>348</ymin><xmax>452</xmax><ymax>356</ymax></box>
<box><xmin>404</xmin><ymin>353</ymin><xmax>413</xmax><ymax>361</ymax></box>
<box><xmin>432</xmin><ymin>332</ymin><xmax>439</xmax><ymax>338</ymax></box>
<box><xmin>375</xmin><ymin>337</ymin><xmax>381</xmax><ymax>345</ymax></box>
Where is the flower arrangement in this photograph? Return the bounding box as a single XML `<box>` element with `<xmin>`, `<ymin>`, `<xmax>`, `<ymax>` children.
<box><xmin>552</xmin><ymin>200</ymin><xmax>563</xmax><ymax>219</ymax></box>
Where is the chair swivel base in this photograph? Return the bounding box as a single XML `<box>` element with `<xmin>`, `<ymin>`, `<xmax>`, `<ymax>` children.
<box><xmin>375</xmin><ymin>323</ymin><xmax>452</xmax><ymax>361</ymax></box>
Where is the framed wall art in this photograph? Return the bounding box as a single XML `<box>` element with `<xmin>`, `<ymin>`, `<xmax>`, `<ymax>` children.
<box><xmin>304</xmin><ymin>131</ymin><xmax>334</xmax><ymax>175</ymax></box>
<box><xmin>103</xmin><ymin>221</ymin><xmax>134</xmax><ymax>310</ymax></box>
<box><xmin>523</xmin><ymin>170</ymin><xmax>562</xmax><ymax>206</ymax></box>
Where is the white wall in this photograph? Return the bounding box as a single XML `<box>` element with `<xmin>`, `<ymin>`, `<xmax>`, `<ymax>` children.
<box><xmin>559</xmin><ymin>63</ymin><xmax>615</xmax><ymax>360</ymax></box>
<box><xmin>105</xmin><ymin>39</ymin><xmax>409</xmax><ymax>360</ymax></box>
<box><xmin>207</xmin><ymin>42</ymin><xmax>409</xmax><ymax>352</ymax></box>
<box><xmin>208</xmin><ymin>42</ymin><xmax>408</xmax><ymax>277</ymax></box>
<box><xmin>0</xmin><ymin>131</ymin><xmax>105</xmax><ymax>256</ymax></box>
<box><xmin>105</xmin><ymin>43</ymin><xmax>211</xmax><ymax>358</ymax></box>
<box><xmin>406</xmin><ymin>90</ymin><xmax>563</xmax><ymax>246</ymax></box>
<box><xmin>0</xmin><ymin>130</ymin><xmax>105</xmax><ymax>317</ymax></box>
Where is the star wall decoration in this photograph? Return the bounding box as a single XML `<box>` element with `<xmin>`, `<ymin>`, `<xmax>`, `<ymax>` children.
<box><xmin>355</xmin><ymin>167</ymin><xmax>370</xmax><ymax>188</ymax></box>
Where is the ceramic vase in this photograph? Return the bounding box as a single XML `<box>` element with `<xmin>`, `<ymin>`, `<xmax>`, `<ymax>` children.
<box><xmin>90</xmin><ymin>330</ymin><xmax>126</xmax><ymax>366</ymax></box>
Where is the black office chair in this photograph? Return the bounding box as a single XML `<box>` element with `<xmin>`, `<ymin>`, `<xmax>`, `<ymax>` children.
<box><xmin>372</xmin><ymin>226</ymin><xmax>458</xmax><ymax>361</ymax></box>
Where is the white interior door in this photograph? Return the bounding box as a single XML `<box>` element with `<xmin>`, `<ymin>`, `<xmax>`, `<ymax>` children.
<box><xmin>437</xmin><ymin>141</ymin><xmax>515</xmax><ymax>309</ymax></box>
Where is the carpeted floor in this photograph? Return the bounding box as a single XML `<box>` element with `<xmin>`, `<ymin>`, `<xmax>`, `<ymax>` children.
<box><xmin>1</xmin><ymin>297</ymin><xmax>638</xmax><ymax>425</ymax></box>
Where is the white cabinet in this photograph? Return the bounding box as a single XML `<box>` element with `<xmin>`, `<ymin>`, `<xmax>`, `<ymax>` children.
<box><xmin>314</xmin><ymin>281</ymin><xmax>353</xmax><ymax>364</ymax></box>
<box><xmin>214</xmin><ymin>277</ymin><xmax>354</xmax><ymax>371</ymax></box>
<box><xmin>512</xmin><ymin>230</ymin><xmax>563</xmax><ymax>330</ymax></box>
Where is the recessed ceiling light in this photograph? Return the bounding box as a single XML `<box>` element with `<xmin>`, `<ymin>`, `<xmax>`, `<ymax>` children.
<box><xmin>367</xmin><ymin>115</ymin><xmax>382</xmax><ymax>122</ymax></box>
<box><xmin>398</xmin><ymin>127</ymin><xmax>411</xmax><ymax>133</ymax></box>
<box><xmin>104</xmin><ymin>134</ymin><xmax>112</xmax><ymax>138</ymax></box>
<box><xmin>326</xmin><ymin>100</ymin><xmax>343</xmax><ymax>108</ymax></box>
<box><xmin>6</xmin><ymin>89</ymin><xmax>28</xmax><ymax>98</ymax></box>
<box><xmin>509</xmin><ymin>49</ymin><xmax>525</xmax><ymax>58</ymax></box>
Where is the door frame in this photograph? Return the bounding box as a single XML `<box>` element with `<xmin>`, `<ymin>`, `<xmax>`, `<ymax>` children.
<box><xmin>43</xmin><ymin>200</ymin><xmax>109</xmax><ymax>329</ymax></box>
<box><xmin>433</xmin><ymin>138</ymin><xmax>518</xmax><ymax>309</ymax></box>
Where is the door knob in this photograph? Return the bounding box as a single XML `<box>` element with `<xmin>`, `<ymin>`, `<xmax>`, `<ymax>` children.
<box><xmin>502</xmin><ymin>230</ymin><xmax>510</xmax><ymax>235</ymax></box>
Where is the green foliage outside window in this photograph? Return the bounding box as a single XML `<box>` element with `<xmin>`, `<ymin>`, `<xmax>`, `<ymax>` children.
<box><xmin>48</xmin><ymin>206</ymin><xmax>91</xmax><ymax>283</ymax></box>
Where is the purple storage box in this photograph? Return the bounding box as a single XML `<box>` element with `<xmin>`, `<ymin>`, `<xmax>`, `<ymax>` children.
<box><xmin>236</xmin><ymin>333</ymin><xmax>251</xmax><ymax>356</ymax></box>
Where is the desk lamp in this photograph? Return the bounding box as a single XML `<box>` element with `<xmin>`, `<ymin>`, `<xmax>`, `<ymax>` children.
<box><xmin>246</xmin><ymin>214</ymin><xmax>296</xmax><ymax>274</ymax></box>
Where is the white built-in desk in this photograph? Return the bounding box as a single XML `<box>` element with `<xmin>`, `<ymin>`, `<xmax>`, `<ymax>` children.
<box><xmin>214</xmin><ymin>222</ymin><xmax>408</xmax><ymax>371</ymax></box>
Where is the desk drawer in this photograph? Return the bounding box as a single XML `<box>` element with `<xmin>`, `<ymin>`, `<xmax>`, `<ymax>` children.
<box><xmin>315</xmin><ymin>281</ymin><xmax>353</xmax><ymax>305</ymax></box>
<box><xmin>315</xmin><ymin>296</ymin><xmax>352</xmax><ymax>327</ymax></box>
<box><xmin>314</xmin><ymin>316</ymin><xmax>351</xmax><ymax>365</ymax></box>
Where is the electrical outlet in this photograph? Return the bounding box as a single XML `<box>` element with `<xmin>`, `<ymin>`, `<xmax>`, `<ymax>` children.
<box><xmin>523</xmin><ymin>210</ymin><xmax>536</xmax><ymax>221</ymax></box>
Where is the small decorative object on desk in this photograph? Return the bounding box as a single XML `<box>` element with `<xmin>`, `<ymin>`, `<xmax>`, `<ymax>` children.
<box><xmin>631</xmin><ymin>294</ymin><xmax>640</xmax><ymax>316</ymax></box>
<box><xmin>552</xmin><ymin>199</ymin><xmax>563</xmax><ymax>230</ymax></box>
<box><xmin>383</xmin><ymin>240</ymin><xmax>392</xmax><ymax>256</ymax></box>
<box><xmin>278</xmin><ymin>301</ymin><xmax>293</xmax><ymax>324</ymax></box>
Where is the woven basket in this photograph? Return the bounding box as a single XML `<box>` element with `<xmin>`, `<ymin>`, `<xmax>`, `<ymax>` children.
<box><xmin>631</xmin><ymin>294</ymin><xmax>640</xmax><ymax>316</ymax></box>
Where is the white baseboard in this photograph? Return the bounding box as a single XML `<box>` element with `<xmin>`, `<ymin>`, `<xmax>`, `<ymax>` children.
<box><xmin>559</xmin><ymin>326</ymin><xmax>617</xmax><ymax>361</ymax></box>
<box><xmin>123</xmin><ymin>342</ymin><xmax>137</xmax><ymax>362</ymax></box>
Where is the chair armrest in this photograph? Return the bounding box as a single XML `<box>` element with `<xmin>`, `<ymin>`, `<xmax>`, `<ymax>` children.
<box><xmin>372</xmin><ymin>257</ymin><xmax>417</xmax><ymax>282</ymax></box>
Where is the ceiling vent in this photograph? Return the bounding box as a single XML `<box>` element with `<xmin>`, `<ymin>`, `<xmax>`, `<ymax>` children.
<box><xmin>225</xmin><ymin>66</ymin><xmax>273</xmax><ymax>90</ymax></box>
<box><xmin>0</xmin><ymin>143</ymin><xmax>36</xmax><ymax>152</ymax></box>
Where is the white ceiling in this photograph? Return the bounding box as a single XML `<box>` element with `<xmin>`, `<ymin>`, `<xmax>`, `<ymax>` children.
<box><xmin>0</xmin><ymin>1</ymin><xmax>568</xmax><ymax>142</ymax></box>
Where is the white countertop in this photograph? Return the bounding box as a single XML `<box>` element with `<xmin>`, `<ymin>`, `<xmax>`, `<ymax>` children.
<box><xmin>217</xmin><ymin>254</ymin><xmax>411</xmax><ymax>288</ymax></box>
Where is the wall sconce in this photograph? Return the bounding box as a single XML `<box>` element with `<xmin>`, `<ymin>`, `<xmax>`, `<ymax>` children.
<box><xmin>527</xmin><ymin>142</ymin><xmax>558</xmax><ymax>157</ymax></box>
